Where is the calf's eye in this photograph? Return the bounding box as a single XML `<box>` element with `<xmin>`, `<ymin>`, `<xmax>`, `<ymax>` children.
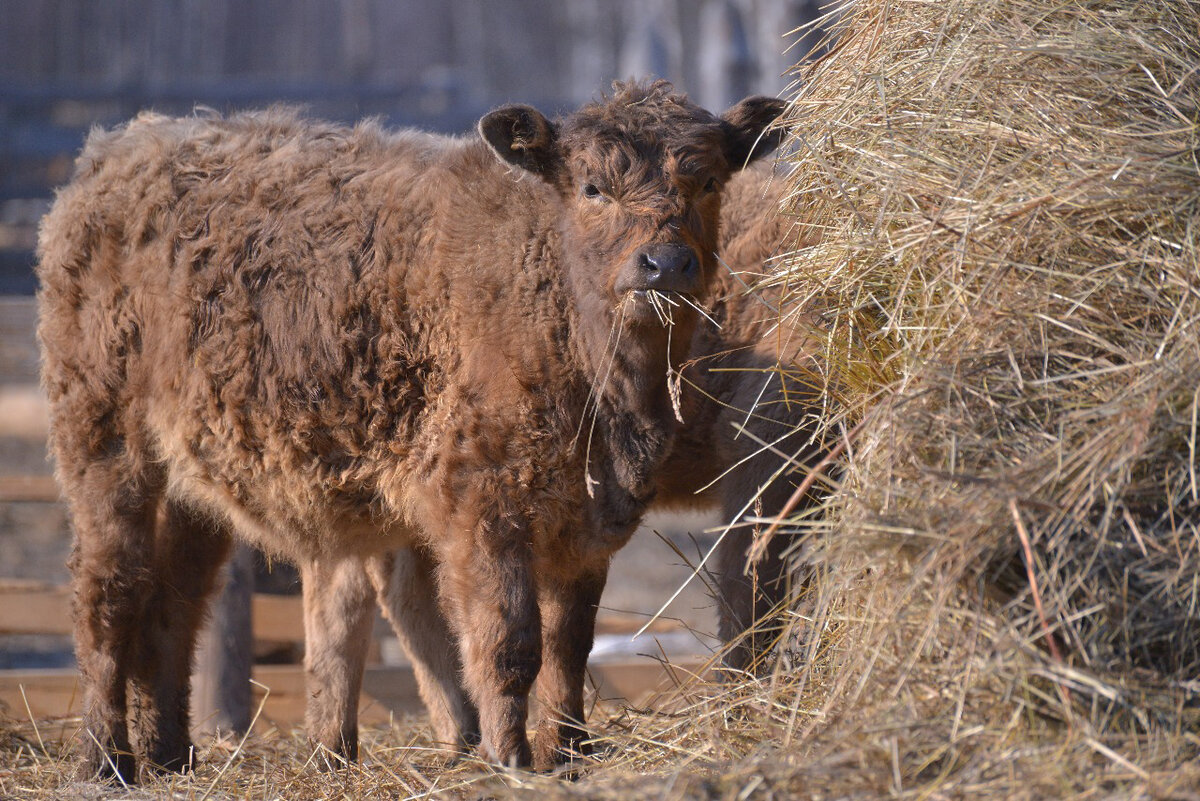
<box><xmin>582</xmin><ymin>183</ymin><xmax>605</xmax><ymax>200</ymax></box>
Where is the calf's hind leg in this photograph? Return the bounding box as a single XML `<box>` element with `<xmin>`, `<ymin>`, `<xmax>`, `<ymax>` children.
<box><xmin>63</xmin><ymin>463</ymin><xmax>160</xmax><ymax>782</ymax></box>
<box><xmin>367</xmin><ymin>548</ymin><xmax>479</xmax><ymax>752</ymax></box>
<box><xmin>126</xmin><ymin>500</ymin><xmax>231</xmax><ymax>775</ymax></box>
<box><xmin>301</xmin><ymin>556</ymin><xmax>376</xmax><ymax>765</ymax></box>
<box><xmin>716</xmin><ymin>447</ymin><xmax>818</xmax><ymax>675</ymax></box>
<box><xmin>715</xmin><ymin>520</ymin><xmax>794</xmax><ymax>674</ymax></box>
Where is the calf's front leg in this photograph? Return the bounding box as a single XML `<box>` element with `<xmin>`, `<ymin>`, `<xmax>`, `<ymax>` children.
<box><xmin>437</xmin><ymin>526</ymin><xmax>541</xmax><ymax>767</ymax></box>
<box><xmin>300</xmin><ymin>557</ymin><xmax>376</xmax><ymax>765</ymax></box>
<box><xmin>532</xmin><ymin>566</ymin><xmax>607</xmax><ymax>770</ymax></box>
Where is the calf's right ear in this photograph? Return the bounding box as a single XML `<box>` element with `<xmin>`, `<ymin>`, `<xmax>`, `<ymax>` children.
<box><xmin>479</xmin><ymin>105</ymin><xmax>560</xmax><ymax>181</ymax></box>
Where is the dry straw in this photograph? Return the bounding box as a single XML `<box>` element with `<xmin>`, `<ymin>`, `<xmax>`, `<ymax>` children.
<box><xmin>732</xmin><ymin>0</ymin><xmax>1200</xmax><ymax>795</ymax></box>
<box><xmin>511</xmin><ymin>0</ymin><xmax>1200</xmax><ymax>794</ymax></box>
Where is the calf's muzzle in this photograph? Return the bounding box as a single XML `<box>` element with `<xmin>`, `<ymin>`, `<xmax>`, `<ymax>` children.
<box><xmin>634</xmin><ymin>243</ymin><xmax>700</xmax><ymax>293</ymax></box>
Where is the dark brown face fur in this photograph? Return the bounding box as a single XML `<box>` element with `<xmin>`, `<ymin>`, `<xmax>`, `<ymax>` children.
<box><xmin>480</xmin><ymin>81</ymin><xmax>786</xmax><ymax>334</ymax></box>
<box><xmin>554</xmin><ymin>91</ymin><xmax>727</xmax><ymax>318</ymax></box>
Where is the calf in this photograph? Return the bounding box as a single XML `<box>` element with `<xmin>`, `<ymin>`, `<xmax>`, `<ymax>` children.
<box><xmin>658</xmin><ymin>165</ymin><xmax>828</xmax><ymax>671</ymax></box>
<box><xmin>36</xmin><ymin>80</ymin><xmax>784</xmax><ymax>779</ymax></box>
<box><xmin>314</xmin><ymin>165</ymin><xmax>827</xmax><ymax>757</ymax></box>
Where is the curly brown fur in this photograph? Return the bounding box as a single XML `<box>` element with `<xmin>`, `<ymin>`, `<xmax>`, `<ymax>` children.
<box><xmin>37</xmin><ymin>80</ymin><xmax>784</xmax><ymax>780</ymax></box>
<box><xmin>658</xmin><ymin>165</ymin><xmax>829</xmax><ymax>674</ymax></box>
<box><xmin>343</xmin><ymin>166</ymin><xmax>828</xmax><ymax>765</ymax></box>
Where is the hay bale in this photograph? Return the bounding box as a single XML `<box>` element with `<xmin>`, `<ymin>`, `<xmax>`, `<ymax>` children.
<box><xmin>479</xmin><ymin>4</ymin><xmax>1199</xmax><ymax>795</ymax></box>
<box><xmin>516</xmin><ymin>5</ymin><xmax>1200</xmax><ymax>796</ymax></box>
<box><xmin>739</xmin><ymin>0</ymin><xmax>1200</xmax><ymax>793</ymax></box>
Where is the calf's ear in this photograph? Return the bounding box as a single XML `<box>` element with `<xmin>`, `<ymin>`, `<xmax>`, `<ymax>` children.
<box><xmin>479</xmin><ymin>104</ymin><xmax>560</xmax><ymax>180</ymax></box>
<box><xmin>721</xmin><ymin>96</ymin><xmax>788</xmax><ymax>169</ymax></box>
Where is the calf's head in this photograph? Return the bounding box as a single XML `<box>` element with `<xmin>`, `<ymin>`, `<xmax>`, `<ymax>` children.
<box><xmin>480</xmin><ymin>81</ymin><xmax>785</xmax><ymax>353</ymax></box>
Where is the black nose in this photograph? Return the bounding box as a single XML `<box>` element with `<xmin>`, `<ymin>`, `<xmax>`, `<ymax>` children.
<box><xmin>637</xmin><ymin>243</ymin><xmax>700</xmax><ymax>291</ymax></box>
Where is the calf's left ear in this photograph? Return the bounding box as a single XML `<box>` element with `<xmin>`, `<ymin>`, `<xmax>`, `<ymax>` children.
<box><xmin>479</xmin><ymin>104</ymin><xmax>560</xmax><ymax>180</ymax></box>
<box><xmin>721</xmin><ymin>96</ymin><xmax>788</xmax><ymax>169</ymax></box>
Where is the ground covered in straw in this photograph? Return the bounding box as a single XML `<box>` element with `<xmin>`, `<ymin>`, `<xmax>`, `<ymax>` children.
<box><xmin>4</xmin><ymin>0</ymin><xmax>1199</xmax><ymax>797</ymax></box>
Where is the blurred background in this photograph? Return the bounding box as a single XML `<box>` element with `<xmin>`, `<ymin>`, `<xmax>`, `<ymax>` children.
<box><xmin>0</xmin><ymin>0</ymin><xmax>824</xmax><ymax>293</ymax></box>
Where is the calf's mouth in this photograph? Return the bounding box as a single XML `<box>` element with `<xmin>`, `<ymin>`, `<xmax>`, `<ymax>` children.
<box><xmin>616</xmin><ymin>242</ymin><xmax>701</xmax><ymax>296</ymax></box>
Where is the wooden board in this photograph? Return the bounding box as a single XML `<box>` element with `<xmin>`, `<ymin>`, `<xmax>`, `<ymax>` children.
<box><xmin>0</xmin><ymin>474</ymin><xmax>58</xmax><ymax>502</ymax></box>
<box><xmin>0</xmin><ymin>576</ymin><xmax>711</xmax><ymax>727</ymax></box>
<box><xmin>0</xmin><ymin>580</ymin><xmax>72</xmax><ymax>635</ymax></box>
<box><xmin>0</xmin><ymin>664</ymin><xmax>407</xmax><ymax>727</ymax></box>
<box><xmin>249</xmin><ymin>593</ymin><xmax>306</xmax><ymax>643</ymax></box>
<box><xmin>0</xmin><ymin>580</ymin><xmax>305</xmax><ymax>642</ymax></box>
<box><xmin>0</xmin><ymin>579</ymin><xmax>679</xmax><ymax>643</ymax></box>
<box><xmin>0</xmin><ymin>297</ymin><xmax>38</xmax><ymax>382</ymax></box>
<box><xmin>0</xmin><ymin>655</ymin><xmax>710</xmax><ymax>728</ymax></box>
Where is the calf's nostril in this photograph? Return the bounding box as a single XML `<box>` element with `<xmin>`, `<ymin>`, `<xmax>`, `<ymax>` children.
<box><xmin>640</xmin><ymin>245</ymin><xmax>697</xmax><ymax>276</ymax></box>
<box><xmin>632</xmin><ymin>244</ymin><xmax>701</xmax><ymax>292</ymax></box>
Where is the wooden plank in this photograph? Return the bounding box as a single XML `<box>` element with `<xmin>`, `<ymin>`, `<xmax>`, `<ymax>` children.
<box><xmin>0</xmin><ymin>580</ymin><xmax>71</xmax><ymax>635</ymax></box>
<box><xmin>243</xmin><ymin>664</ymin><xmax>424</xmax><ymax>728</ymax></box>
<box><xmin>0</xmin><ymin>297</ymin><xmax>39</xmax><ymax>383</ymax></box>
<box><xmin>0</xmin><ymin>655</ymin><xmax>709</xmax><ymax>728</ymax></box>
<box><xmin>0</xmin><ymin>385</ymin><xmax>49</xmax><ymax>439</ymax></box>
<box><xmin>593</xmin><ymin>611</ymin><xmax>680</xmax><ymax>635</ymax></box>
<box><xmin>0</xmin><ymin>668</ymin><xmax>81</xmax><ymax>722</ymax></box>
<box><xmin>0</xmin><ymin>664</ymin><xmax>412</xmax><ymax>727</ymax></box>
<box><xmin>0</xmin><ymin>474</ymin><xmax>59</xmax><ymax>502</ymax></box>
<box><xmin>0</xmin><ymin>579</ymin><xmax>707</xmax><ymax>725</ymax></box>
<box><xmin>251</xmin><ymin>593</ymin><xmax>306</xmax><ymax>643</ymax></box>
<box><xmin>0</xmin><ymin>580</ymin><xmax>305</xmax><ymax>642</ymax></box>
<box><xmin>0</xmin><ymin>579</ymin><xmax>678</xmax><ymax>643</ymax></box>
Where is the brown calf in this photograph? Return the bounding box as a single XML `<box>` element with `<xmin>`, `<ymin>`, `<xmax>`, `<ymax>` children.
<box><xmin>659</xmin><ymin>165</ymin><xmax>828</xmax><ymax>671</ymax></box>
<box><xmin>312</xmin><ymin>164</ymin><xmax>828</xmax><ymax>758</ymax></box>
<box><xmin>36</xmin><ymin>80</ymin><xmax>784</xmax><ymax>779</ymax></box>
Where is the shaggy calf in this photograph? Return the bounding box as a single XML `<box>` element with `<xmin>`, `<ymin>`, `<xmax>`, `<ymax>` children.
<box><xmin>657</xmin><ymin>166</ymin><xmax>829</xmax><ymax>671</ymax></box>
<box><xmin>312</xmin><ymin>165</ymin><xmax>829</xmax><ymax>755</ymax></box>
<box><xmin>37</xmin><ymin>81</ymin><xmax>784</xmax><ymax>779</ymax></box>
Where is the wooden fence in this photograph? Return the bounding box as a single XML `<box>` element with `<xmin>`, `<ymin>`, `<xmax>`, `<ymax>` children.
<box><xmin>0</xmin><ymin>575</ymin><xmax>709</xmax><ymax>729</ymax></box>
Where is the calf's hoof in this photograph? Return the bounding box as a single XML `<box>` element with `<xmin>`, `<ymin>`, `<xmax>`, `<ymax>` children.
<box><xmin>310</xmin><ymin>739</ymin><xmax>358</xmax><ymax>771</ymax></box>
<box><xmin>481</xmin><ymin>735</ymin><xmax>532</xmax><ymax>770</ymax></box>
<box><xmin>531</xmin><ymin>723</ymin><xmax>594</xmax><ymax>773</ymax></box>
<box><xmin>76</xmin><ymin>742</ymin><xmax>137</xmax><ymax>785</ymax></box>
